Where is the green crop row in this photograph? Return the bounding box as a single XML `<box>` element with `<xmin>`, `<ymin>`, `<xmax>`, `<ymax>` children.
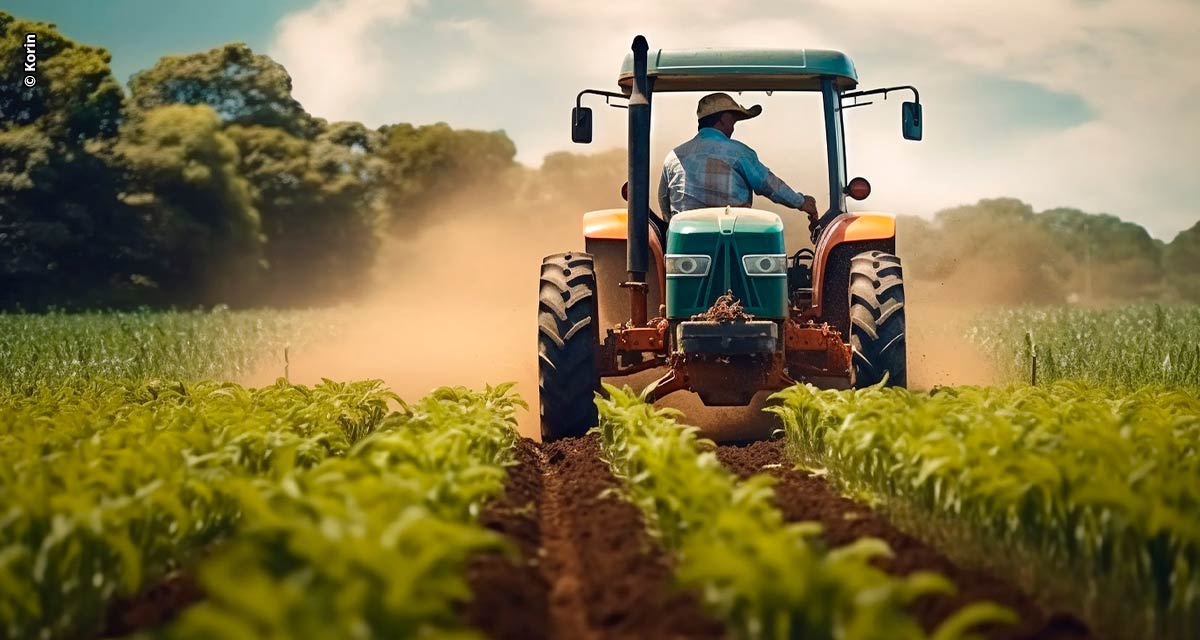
<box><xmin>0</xmin><ymin>309</ymin><xmax>335</xmax><ymax>392</ymax></box>
<box><xmin>0</xmin><ymin>378</ymin><xmax>394</xmax><ymax>640</ymax></box>
<box><xmin>595</xmin><ymin>385</ymin><xmax>1014</xmax><ymax>640</ymax></box>
<box><xmin>968</xmin><ymin>304</ymin><xmax>1200</xmax><ymax>388</ymax></box>
<box><xmin>0</xmin><ymin>379</ymin><xmax>521</xmax><ymax>640</ymax></box>
<box><xmin>769</xmin><ymin>382</ymin><xmax>1200</xmax><ymax>640</ymax></box>
<box><xmin>158</xmin><ymin>384</ymin><xmax>524</xmax><ymax>639</ymax></box>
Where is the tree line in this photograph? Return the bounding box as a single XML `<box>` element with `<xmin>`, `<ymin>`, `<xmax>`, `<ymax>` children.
<box><xmin>1</xmin><ymin>11</ymin><xmax>1197</xmax><ymax>309</ymax></box>
<box><xmin>0</xmin><ymin>11</ymin><xmax>528</xmax><ymax>309</ymax></box>
<box><xmin>898</xmin><ymin>199</ymin><xmax>1200</xmax><ymax>304</ymax></box>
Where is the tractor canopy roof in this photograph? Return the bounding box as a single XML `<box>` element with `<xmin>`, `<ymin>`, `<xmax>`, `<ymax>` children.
<box><xmin>618</xmin><ymin>48</ymin><xmax>858</xmax><ymax>93</ymax></box>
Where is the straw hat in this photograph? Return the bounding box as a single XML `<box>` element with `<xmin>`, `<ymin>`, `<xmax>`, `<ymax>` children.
<box><xmin>696</xmin><ymin>92</ymin><xmax>762</xmax><ymax>121</ymax></box>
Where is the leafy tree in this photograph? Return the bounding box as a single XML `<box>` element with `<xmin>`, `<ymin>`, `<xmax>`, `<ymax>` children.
<box><xmin>114</xmin><ymin>104</ymin><xmax>263</xmax><ymax>305</ymax></box>
<box><xmin>0</xmin><ymin>12</ymin><xmax>138</xmax><ymax>308</ymax></box>
<box><xmin>1165</xmin><ymin>221</ymin><xmax>1200</xmax><ymax>302</ymax></box>
<box><xmin>533</xmin><ymin>149</ymin><xmax>627</xmax><ymax>211</ymax></box>
<box><xmin>901</xmin><ymin>198</ymin><xmax>1069</xmax><ymax>304</ymax></box>
<box><xmin>378</xmin><ymin>122</ymin><xmax>518</xmax><ymax>225</ymax></box>
<box><xmin>228</xmin><ymin>121</ymin><xmax>385</xmax><ymax>304</ymax></box>
<box><xmin>0</xmin><ymin>11</ymin><xmax>124</xmax><ymax>141</ymax></box>
<box><xmin>128</xmin><ymin>43</ymin><xmax>315</xmax><ymax>138</ymax></box>
<box><xmin>898</xmin><ymin>199</ymin><xmax>1179</xmax><ymax>304</ymax></box>
<box><xmin>127</xmin><ymin>43</ymin><xmax>383</xmax><ymax>304</ymax></box>
<box><xmin>1038</xmin><ymin>208</ymin><xmax>1164</xmax><ymax>300</ymax></box>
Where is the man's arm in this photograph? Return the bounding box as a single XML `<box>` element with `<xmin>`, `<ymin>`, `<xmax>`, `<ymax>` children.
<box><xmin>734</xmin><ymin>146</ymin><xmax>819</xmax><ymax>225</ymax></box>
<box><xmin>734</xmin><ymin>147</ymin><xmax>809</xmax><ymax>209</ymax></box>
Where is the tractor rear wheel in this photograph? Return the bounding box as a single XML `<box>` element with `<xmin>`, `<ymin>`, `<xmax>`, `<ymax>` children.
<box><xmin>849</xmin><ymin>250</ymin><xmax>907</xmax><ymax>388</ymax></box>
<box><xmin>538</xmin><ymin>252</ymin><xmax>601</xmax><ymax>440</ymax></box>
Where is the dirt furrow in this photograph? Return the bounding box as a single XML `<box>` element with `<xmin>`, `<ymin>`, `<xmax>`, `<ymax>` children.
<box><xmin>470</xmin><ymin>435</ymin><xmax>724</xmax><ymax>639</ymax></box>
<box><xmin>465</xmin><ymin>437</ymin><xmax>553</xmax><ymax>639</ymax></box>
<box><xmin>100</xmin><ymin>571</ymin><xmax>202</xmax><ymax>638</ymax></box>
<box><xmin>717</xmin><ymin>439</ymin><xmax>1092</xmax><ymax>640</ymax></box>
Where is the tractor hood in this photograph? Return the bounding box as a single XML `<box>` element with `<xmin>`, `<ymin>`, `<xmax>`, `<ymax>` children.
<box><xmin>669</xmin><ymin>207</ymin><xmax>784</xmax><ymax>236</ymax></box>
<box><xmin>665</xmin><ymin>207</ymin><xmax>787</xmax><ymax>320</ymax></box>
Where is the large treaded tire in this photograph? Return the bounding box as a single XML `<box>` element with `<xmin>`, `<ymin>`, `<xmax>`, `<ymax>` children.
<box><xmin>538</xmin><ymin>252</ymin><xmax>600</xmax><ymax>441</ymax></box>
<box><xmin>849</xmin><ymin>250</ymin><xmax>907</xmax><ymax>388</ymax></box>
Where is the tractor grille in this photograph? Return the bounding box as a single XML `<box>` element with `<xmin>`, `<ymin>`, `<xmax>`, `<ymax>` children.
<box><xmin>693</xmin><ymin>238</ymin><xmax>760</xmax><ymax>312</ymax></box>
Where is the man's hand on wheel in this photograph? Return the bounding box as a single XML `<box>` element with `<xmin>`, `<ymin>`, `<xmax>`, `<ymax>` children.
<box><xmin>800</xmin><ymin>196</ymin><xmax>819</xmax><ymax>235</ymax></box>
<box><xmin>800</xmin><ymin>195</ymin><xmax>818</xmax><ymax>219</ymax></box>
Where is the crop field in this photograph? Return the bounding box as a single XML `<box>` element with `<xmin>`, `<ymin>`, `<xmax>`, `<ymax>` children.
<box><xmin>0</xmin><ymin>304</ymin><xmax>1197</xmax><ymax>639</ymax></box>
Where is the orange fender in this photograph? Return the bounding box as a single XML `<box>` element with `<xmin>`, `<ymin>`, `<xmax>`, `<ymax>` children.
<box><xmin>809</xmin><ymin>213</ymin><xmax>896</xmax><ymax>314</ymax></box>
<box><xmin>582</xmin><ymin>209</ymin><xmax>666</xmax><ymax>305</ymax></box>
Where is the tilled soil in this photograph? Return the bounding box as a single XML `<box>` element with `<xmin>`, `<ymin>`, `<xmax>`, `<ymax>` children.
<box><xmin>100</xmin><ymin>571</ymin><xmax>202</xmax><ymax>638</ymax></box>
<box><xmin>716</xmin><ymin>439</ymin><xmax>1093</xmax><ymax>640</ymax></box>
<box><xmin>464</xmin><ymin>437</ymin><xmax>552</xmax><ymax>639</ymax></box>
<box><xmin>105</xmin><ymin>434</ymin><xmax>1097</xmax><ymax>640</ymax></box>
<box><xmin>468</xmin><ymin>434</ymin><xmax>725</xmax><ymax>639</ymax></box>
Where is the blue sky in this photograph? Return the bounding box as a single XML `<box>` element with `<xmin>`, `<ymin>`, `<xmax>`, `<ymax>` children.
<box><xmin>8</xmin><ymin>0</ymin><xmax>1198</xmax><ymax>239</ymax></box>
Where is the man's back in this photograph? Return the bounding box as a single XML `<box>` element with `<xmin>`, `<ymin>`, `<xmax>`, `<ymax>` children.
<box><xmin>658</xmin><ymin>93</ymin><xmax>816</xmax><ymax>224</ymax></box>
<box><xmin>660</xmin><ymin>128</ymin><xmax>758</xmax><ymax>215</ymax></box>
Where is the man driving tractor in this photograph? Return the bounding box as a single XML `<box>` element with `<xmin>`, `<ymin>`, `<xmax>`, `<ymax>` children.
<box><xmin>658</xmin><ymin>92</ymin><xmax>820</xmax><ymax>230</ymax></box>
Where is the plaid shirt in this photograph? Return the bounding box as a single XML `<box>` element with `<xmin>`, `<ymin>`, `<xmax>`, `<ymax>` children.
<box><xmin>658</xmin><ymin>128</ymin><xmax>808</xmax><ymax>217</ymax></box>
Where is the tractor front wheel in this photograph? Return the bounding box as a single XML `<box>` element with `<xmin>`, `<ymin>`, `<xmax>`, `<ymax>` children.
<box><xmin>849</xmin><ymin>250</ymin><xmax>907</xmax><ymax>388</ymax></box>
<box><xmin>538</xmin><ymin>252</ymin><xmax>601</xmax><ymax>440</ymax></box>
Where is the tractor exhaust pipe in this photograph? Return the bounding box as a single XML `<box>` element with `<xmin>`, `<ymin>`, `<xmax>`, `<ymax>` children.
<box><xmin>625</xmin><ymin>35</ymin><xmax>651</xmax><ymax>325</ymax></box>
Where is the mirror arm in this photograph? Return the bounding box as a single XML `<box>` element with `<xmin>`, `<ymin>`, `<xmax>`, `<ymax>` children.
<box><xmin>838</xmin><ymin>100</ymin><xmax>874</xmax><ymax>111</ymax></box>
<box><xmin>840</xmin><ymin>85</ymin><xmax>919</xmax><ymax>106</ymax></box>
<box><xmin>576</xmin><ymin>89</ymin><xmax>630</xmax><ymax>111</ymax></box>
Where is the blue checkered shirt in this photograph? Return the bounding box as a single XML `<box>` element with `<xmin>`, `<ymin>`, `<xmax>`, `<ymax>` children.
<box><xmin>658</xmin><ymin>128</ymin><xmax>808</xmax><ymax>217</ymax></box>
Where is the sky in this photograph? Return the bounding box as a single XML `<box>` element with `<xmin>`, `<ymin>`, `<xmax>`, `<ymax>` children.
<box><xmin>8</xmin><ymin>0</ymin><xmax>1199</xmax><ymax>239</ymax></box>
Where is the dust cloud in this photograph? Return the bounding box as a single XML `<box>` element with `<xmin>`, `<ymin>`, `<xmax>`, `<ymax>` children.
<box><xmin>244</xmin><ymin>157</ymin><xmax>1007</xmax><ymax>440</ymax></box>
<box><xmin>904</xmin><ymin>294</ymin><xmax>999</xmax><ymax>389</ymax></box>
<box><xmin>246</xmin><ymin>195</ymin><xmax>579</xmax><ymax>439</ymax></box>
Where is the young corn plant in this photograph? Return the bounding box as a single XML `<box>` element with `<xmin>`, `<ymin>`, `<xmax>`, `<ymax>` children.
<box><xmin>596</xmin><ymin>384</ymin><xmax>1015</xmax><ymax>640</ymax></box>
<box><xmin>967</xmin><ymin>304</ymin><xmax>1200</xmax><ymax>389</ymax></box>
<box><xmin>769</xmin><ymin>382</ymin><xmax>1200</xmax><ymax>640</ymax></box>
<box><xmin>160</xmin><ymin>384</ymin><xmax>525</xmax><ymax>639</ymax></box>
<box><xmin>0</xmin><ymin>308</ymin><xmax>336</xmax><ymax>391</ymax></box>
<box><xmin>0</xmin><ymin>378</ymin><xmax>396</xmax><ymax>640</ymax></box>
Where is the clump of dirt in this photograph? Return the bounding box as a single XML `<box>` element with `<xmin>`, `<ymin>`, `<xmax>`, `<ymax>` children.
<box><xmin>693</xmin><ymin>290</ymin><xmax>753</xmax><ymax>323</ymax></box>
<box><xmin>716</xmin><ymin>440</ymin><xmax>1092</xmax><ymax>640</ymax></box>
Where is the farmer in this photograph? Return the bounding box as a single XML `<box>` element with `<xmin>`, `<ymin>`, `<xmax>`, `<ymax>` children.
<box><xmin>658</xmin><ymin>92</ymin><xmax>819</xmax><ymax>229</ymax></box>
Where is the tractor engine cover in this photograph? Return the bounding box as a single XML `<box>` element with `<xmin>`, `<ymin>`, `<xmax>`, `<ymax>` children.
<box><xmin>678</xmin><ymin>320</ymin><xmax>778</xmax><ymax>354</ymax></box>
<box><xmin>665</xmin><ymin>208</ymin><xmax>788</xmax><ymax>320</ymax></box>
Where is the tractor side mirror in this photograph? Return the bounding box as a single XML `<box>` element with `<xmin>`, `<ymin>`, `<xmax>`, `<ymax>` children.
<box><xmin>571</xmin><ymin>106</ymin><xmax>593</xmax><ymax>144</ymax></box>
<box><xmin>902</xmin><ymin>102</ymin><xmax>922</xmax><ymax>141</ymax></box>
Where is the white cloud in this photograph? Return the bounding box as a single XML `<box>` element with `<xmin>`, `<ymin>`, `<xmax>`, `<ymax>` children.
<box><xmin>270</xmin><ymin>0</ymin><xmax>1200</xmax><ymax>237</ymax></box>
<box><xmin>270</xmin><ymin>0</ymin><xmax>423</xmax><ymax>122</ymax></box>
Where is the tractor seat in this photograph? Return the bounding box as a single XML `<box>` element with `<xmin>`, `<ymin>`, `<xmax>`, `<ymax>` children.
<box><xmin>649</xmin><ymin>208</ymin><xmax>668</xmax><ymax>246</ymax></box>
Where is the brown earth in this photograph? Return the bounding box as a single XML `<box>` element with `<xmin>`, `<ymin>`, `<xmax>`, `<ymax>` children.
<box><xmin>104</xmin><ymin>435</ymin><xmax>1096</xmax><ymax>640</ymax></box>
<box><xmin>100</xmin><ymin>571</ymin><xmax>202</xmax><ymax>638</ymax></box>
<box><xmin>467</xmin><ymin>434</ymin><xmax>726</xmax><ymax>640</ymax></box>
<box><xmin>716</xmin><ymin>439</ymin><xmax>1093</xmax><ymax>640</ymax></box>
<box><xmin>463</xmin><ymin>437</ymin><xmax>552</xmax><ymax>639</ymax></box>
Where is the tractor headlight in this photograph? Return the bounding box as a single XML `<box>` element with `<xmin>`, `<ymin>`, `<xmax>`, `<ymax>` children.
<box><xmin>742</xmin><ymin>254</ymin><xmax>787</xmax><ymax>277</ymax></box>
<box><xmin>665</xmin><ymin>254</ymin><xmax>711</xmax><ymax>277</ymax></box>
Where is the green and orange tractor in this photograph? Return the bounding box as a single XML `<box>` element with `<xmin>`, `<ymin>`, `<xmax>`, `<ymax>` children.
<box><xmin>538</xmin><ymin>36</ymin><xmax>923</xmax><ymax>440</ymax></box>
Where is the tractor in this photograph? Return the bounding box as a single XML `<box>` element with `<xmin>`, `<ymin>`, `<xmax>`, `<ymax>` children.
<box><xmin>538</xmin><ymin>35</ymin><xmax>923</xmax><ymax>441</ymax></box>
